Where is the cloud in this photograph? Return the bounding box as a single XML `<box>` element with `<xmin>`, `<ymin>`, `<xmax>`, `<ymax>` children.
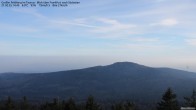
<box><xmin>97</xmin><ymin>18</ymin><xmax>121</xmax><ymax>25</ymax></box>
<box><xmin>129</xmin><ymin>37</ymin><xmax>159</xmax><ymax>42</ymax></box>
<box><xmin>186</xmin><ymin>39</ymin><xmax>196</xmax><ymax>46</ymax></box>
<box><xmin>12</xmin><ymin>8</ymin><xmax>46</xmax><ymax>19</ymax></box>
<box><xmin>11</xmin><ymin>9</ymin><xmax>99</xmax><ymax>35</ymax></box>
<box><xmin>159</xmin><ymin>18</ymin><xmax>178</xmax><ymax>26</ymax></box>
<box><xmin>0</xmin><ymin>23</ymin><xmax>38</xmax><ymax>33</ymax></box>
<box><xmin>150</xmin><ymin>18</ymin><xmax>178</xmax><ymax>26</ymax></box>
<box><xmin>156</xmin><ymin>0</ymin><xmax>166</xmax><ymax>2</ymax></box>
<box><xmin>48</xmin><ymin>17</ymin><xmax>138</xmax><ymax>38</ymax></box>
<box><xmin>49</xmin><ymin>18</ymin><xmax>98</xmax><ymax>28</ymax></box>
<box><xmin>12</xmin><ymin>8</ymin><xmax>98</xmax><ymax>29</ymax></box>
<box><xmin>4</xmin><ymin>9</ymin><xmax>140</xmax><ymax>39</ymax></box>
<box><xmin>9</xmin><ymin>8</ymin><xmax>145</xmax><ymax>39</ymax></box>
<box><xmin>110</xmin><ymin>43</ymin><xmax>168</xmax><ymax>52</ymax></box>
<box><xmin>116</xmin><ymin>2</ymin><xmax>195</xmax><ymax>19</ymax></box>
<box><xmin>90</xmin><ymin>18</ymin><xmax>137</xmax><ymax>36</ymax></box>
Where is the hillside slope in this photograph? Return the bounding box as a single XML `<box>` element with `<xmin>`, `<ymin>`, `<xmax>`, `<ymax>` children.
<box><xmin>0</xmin><ymin>62</ymin><xmax>195</xmax><ymax>102</ymax></box>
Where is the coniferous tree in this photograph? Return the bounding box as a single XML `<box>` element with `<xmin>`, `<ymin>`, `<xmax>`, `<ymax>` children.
<box><xmin>111</xmin><ymin>102</ymin><xmax>124</xmax><ymax>110</ymax></box>
<box><xmin>157</xmin><ymin>88</ymin><xmax>179</xmax><ymax>110</ymax></box>
<box><xmin>52</xmin><ymin>98</ymin><xmax>60</xmax><ymax>110</ymax></box>
<box><xmin>20</xmin><ymin>96</ymin><xmax>30</xmax><ymax>110</ymax></box>
<box><xmin>112</xmin><ymin>102</ymin><xmax>137</xmax><ymax>110</ymax></box>
<box><xmin>40</xmin><ymin>101</ymin><xmax>50</xmax><ymax>110</ymax></box>
<box><xmin>124</xmin><ymin>101</ymin><xmax>137</xmax><ymax>110</ymax></box>
<box><xmin>40</xmin><ymin>98</ymin><xmax>61</xmax><ymax>110</ymax></box>
<box><xmin>184</xmin><ymin>89</ymin><xmax>196</xmax><ymax>108</ymax></box>
<box><xmin>85</xmin><ymin>95</ymin><xmax>101</xmax><ymax>110</ymax></box>
<box><xmin>4</xmin><ymin>96</ymin><xmax>15</xmax><ymax>110</ymax></box>
<box><xmin>64</xmin><ymin>98</ymin><xmax>77</xmax><ymax>110</ymax></box>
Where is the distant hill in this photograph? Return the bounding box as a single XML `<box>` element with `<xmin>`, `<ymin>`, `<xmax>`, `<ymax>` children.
<box><xmin>0</xmin><ymin>62</ymin><xmax>196</xmax><ymax>102</ymax></box>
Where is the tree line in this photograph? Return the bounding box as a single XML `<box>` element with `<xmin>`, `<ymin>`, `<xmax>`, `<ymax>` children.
<box><xmin>0</xmin><ymin>88</ymin><xmax>195</xmax><ymax>110</ymax></box>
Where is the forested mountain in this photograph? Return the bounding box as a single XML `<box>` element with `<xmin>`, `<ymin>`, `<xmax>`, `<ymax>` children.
<box><xmin>0</xmin><ymin>62</ymin><xmax>195</xmax><ymax>102</ymax></box>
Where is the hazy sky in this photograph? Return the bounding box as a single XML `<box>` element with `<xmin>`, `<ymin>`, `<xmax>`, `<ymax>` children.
<box><xmin>0</xmin><ymin>0</ymin><xmax>196</xmax><ymax>73</ymax></box>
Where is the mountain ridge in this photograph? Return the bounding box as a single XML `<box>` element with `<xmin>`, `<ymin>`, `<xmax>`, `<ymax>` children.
<box><xmin>0</xmin><ymin>62</ymin><xmax>195</xmax><ymax>74</ymax></box>
<box><xmin>0</xmin><ymin>62</ymin><xmax>195</xmax><ymax>102</ymax></box>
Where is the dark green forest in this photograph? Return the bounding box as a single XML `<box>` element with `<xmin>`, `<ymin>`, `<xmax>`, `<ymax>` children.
<box><xmin>0</xmin><ymin>88</ymin><xmax>195</xmax><ymax>110</ymax></box>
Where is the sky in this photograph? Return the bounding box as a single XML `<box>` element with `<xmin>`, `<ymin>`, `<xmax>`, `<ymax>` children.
<box><xmin>0</xmin><ymin>0</ymin><xmax>196</xmax><ymax>73</ymax></box>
